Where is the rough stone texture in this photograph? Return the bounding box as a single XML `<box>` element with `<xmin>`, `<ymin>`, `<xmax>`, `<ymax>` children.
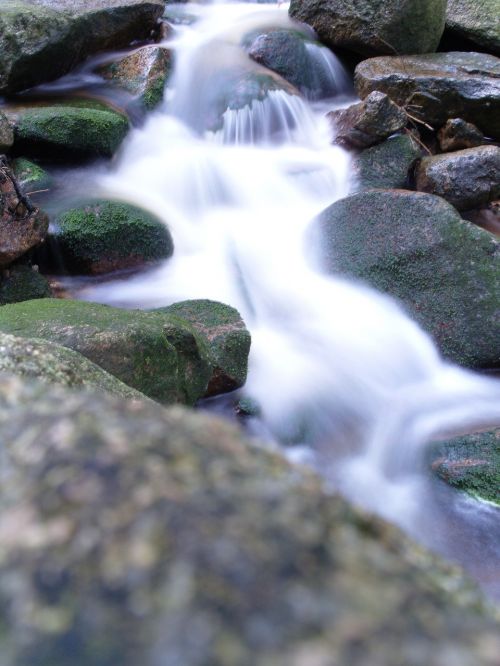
<box><xmin>312</xmin><ymin>190</ymin><xmax>500</xmax><ymax>368</ymax></box>
<box><xmin>98</xmin><ymin>45</ymin><xmax>172</xmax><ymax>111</ymax></box>
<box><xmin>416</xmin><ymin>146</ymin><xmax>500</xmax><ymax>211</ymax></box>
<box><xmin>463</xmin><ymin>201</ymin><xmax>500</xmax><ymax>236</ymax></box>
<box><xmin>289</xmin><ymin>0</ymin><xmax>447</xmax><ymax>56</ymax></box>
<box><xmin>351</xmin><ymin>134</ymin><xmax>422</xmax><ymax>192</ymax></box>
<box><xmin>355</xmin><ymin>52</ymin><xmax>500</xmax><ymax>140</ymax></box>
<box><xmin>13</xmin><ymin>105</ymin><xmax>129</xmax><ymax>159</ymax></box>
<box><xmin>0</xmin><ymin>0</ymin><xmax>164</xmax><ymax>95</ymax></box>
<box><xmin>438</xmin><ymin>118</ymin><xmax>486</xmax><ymax>152</ymax></box>
<box><xmin>0</xmin><ymin>375</ymin><xmax>499</xmax><ymax>665</ymax></box>
<box><xmin>53</xmin><ymin>199</ymin><xmax>173</xmax><ymax>275</ymax></box>
<box><xmin>0</xmin><ymin>298</ymin><xmax>251</xmax><ymax>404</ymax></box>
<box><xmin>0</xmin><ymin>263</ymin><xmax>51</xmax><ymax>305</ymax></box>
<box><xmin>328</xmin><ymin>91</ymin><xmax>407</xmax><ymax>149</ymax></box>
<box><xmin>446</xmin><ymin>0</ymin><xmax>500</xmax><ymax>56</ymax></box>
<box><xmin>431</xmin><ymin>428</ymin><xmax>500</xmax><ymax>506</ymax></box>
<box><xmin>11</xmin><ymin>157</ymin><xmax>53</xmax><ymax>193</ymax></box>
<box><xmin>0</xmin><ymin>111</ymin><xmax>14</xmax><ymax>153</ymax></box>
<box><xmin>0</xmin><ymin>157</ymin><xmax>48</xmax><ymax>268</ymax></box>
<box><xmin>0</xmin><ymin>333</ymin><xmax>146</xmax><ymax>399</ymax></box>
<box><xmin>160</xmin><ymin>299</ymin><xmax>252</xmax><ymax>397</ymax></box>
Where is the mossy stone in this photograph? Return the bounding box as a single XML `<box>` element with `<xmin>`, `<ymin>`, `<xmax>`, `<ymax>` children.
<box><xmin>0</xmin><ymin>110</ymin><xmax>14</xmax><ymax>153</ymax></box>
<box><xmin>53</xmin><ymin>199</ymin><xmax>173</xmax><ymax>275</ymax></box>
<box><xmin>0</xmin><ymin>264</ymin><xmax>52</xmax><ymax>305</ymax></box>
<box><xmin>446</xmin><ymin>0</ymin><xmax>500</xmax><ymax>55</ymax></box>
<box><xmin>312</xmin><ymin>190</ymin><xmax>500</xmax><ymax>368</ymax></box>
<box><xmin>12</xmin><ymin>158</ymin><xmax>53</xmax><ymax>193</ymax></box>
<box><xmin>352</xmin><ymin>134</ymin><xmax>422</xmax><ymax>192</ymax></box>
<box><xmin>14</xmin><ymin>105</ymin><xmax>129</xmax><ymax>159</ymax></box>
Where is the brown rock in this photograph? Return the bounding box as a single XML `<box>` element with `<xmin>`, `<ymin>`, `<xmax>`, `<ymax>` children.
<box><xmin>438</xmin><ymin>118</ymin><xmax>485</xmax><ymax>152</ymax></box>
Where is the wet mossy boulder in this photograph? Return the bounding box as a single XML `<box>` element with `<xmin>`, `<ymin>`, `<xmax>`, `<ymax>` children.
<box><xmin>0</xmin><ymin>0</ymin><xmax>165</xmax><ymax>95</ymax></box>
<box><xmin>289</xmin><ymin>0</ymin><xmax>447</xmax><ymax>56</ymax></box>
<box><xmin>416</xmin><ymin>146</ymin><xmax>500</xmax><ymax>211</ymax></box>
<box><xmin>431</xmin><ymin>428</ymin><xmax>500</xmax><ymax>506</ymax></box>
<box><xmin>0</xmin><ymin>263</ymin><xmax>51</xmax><ymax>305</ymax></box>
<box><xmin>0</xmin><ymin>157</ymin><xmax>48</xmax><ymax>268</ymax></box>
<box><xmin>12</xmin><ymin>157</ymin><xmax>53</xmax><ymax>193</ymax></box>
<box><xmin>351</xmin><ymin>134</ymin><xmax>422</xmax><ymax>192</ymax></box>
<box><xmin>355</xmin><ymin>52</ymin><xmax>500</xmax><ymax>140</ymax></box>
<box><xmin>0</xmin><ymin>333</ymin><xmax>146</xmax><ymax>400</ymax></box>
<box><xmin>98</xmin><ymin>45</ymin><xmax>172</xmax><ymax>112</ymax></box>
<box><xmin>0</xmin><ymin>375</ymin><xmax>498</xmax><ymax>665</ymax></box>
<box><xmin>0</xmin><ymin>298</ymin><xmax>214</xmax><ymax>405</ymax></box>
<box><xmin>53</xmin><ymin>199</ymin><xmax>173</xmax><ymax>275</ymax></box>
<box><xmin>13</xmin><ymin>105</ymin><xmax>129</xmax><ymax>159</ymax></box>
<box><xmin>312</xmin><ymin>190</ymin><xmax>500</xmax><ymax>368</ymax></box>
<box><xmin>159</xmin><ymin>299</ymin><xmax>251</xmax><ymax>396</ymax></box>
<box><xmin>446</xmin><ymin>0</ymin><xmax>500</xmax><ymax>56</ymax></box>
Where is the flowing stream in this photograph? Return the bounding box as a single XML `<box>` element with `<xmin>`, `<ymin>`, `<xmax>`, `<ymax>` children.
<box><xmin>45</xmin><ymin>1</ymin><xmax>500</xmax><ymax>598</ymax></box>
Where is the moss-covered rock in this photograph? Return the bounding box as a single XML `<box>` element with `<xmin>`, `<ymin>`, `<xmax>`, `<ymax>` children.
<box><xmin>0</xmin><ymin>375</ymin><xmax>498</xmax><ymax>665</ymax></box>
<box><xmin>0</xmin><ymin>298</ymin><xmax>214</xmax><ymax>404</ymax></box>
<box><xmin>0</xmin><ymin>110</ymin><xmax>14</xmax><ymax>153</ymax></box>
<box><xmin>0</xmin><ymin>0</ymin><xmax>165</xmax><ymax>95</ymax></box>
<box><xmin>0</xmin><ymin>157</ymin><xmax>48</xmax><ymax>268</ymax></box>
<box><xmin>351</xmin><ymin>133</ymin><xmax>422</xmax><ymax>191</ymax></box>
<box><xmin>311</xmin><ymin>189</ymin><xmax>500</xmax><ymax>368</ymax></box>
<box><xmin>446</xmin><ymin>0</ymin><xmax>500</xmax><ymax>56</ymax></box>
<box><xmin>0</xmin><ymin>333</ymin><xmax>146</xmax><ymax>400</ymax></box>
<box><xmin>159</xmin><ymin>299</ymin><xmax>251</xmax><ymax>397</ymax></box>
<box><xmin>12</xmin><ymin>157</ymin><xmax>53</xmax><ymax>193</ymax></box>
<box><xmin>52</xmin><ymin>199</ymin><xmax>173</xmax><ymax>275</ymax></box>
<box><xmin>416</xmin><ymin>146</ymin><xmax>500</xmax><ymax>211</ymax></box>
<box><xmin>430</xmin><ymin>428</ymin><xmax>500</xmax><ymax>506</ymax></box>
<box><xmin>289</xmin><ymin>0</ymin><xmax>447</xmax><ymax>56</ymax></box>
<box><xmin>355</xmin><ymin>52</ymin><xmax>500</xmax><ymax>140</ymax></box>
<box><xmin>13</xmin><ymin>105</ymin><xmax>129</xmax><ymax>159</ymax></box>
<box><xmin>0</xmin><ymin>263</ymin><xmax>51</xmax><ymax>305</ymax></box>
<box><xmin>98</xmin><ymin>45</ymin><xmax>172</xmax><ymax>112</ymax></box>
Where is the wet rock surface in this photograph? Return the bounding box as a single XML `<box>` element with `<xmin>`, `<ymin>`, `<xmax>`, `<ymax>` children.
<box><xmin>431</xmin><ymin>428</ymin><xmax>500</xmax><ymax>506</ymax></box>
<box><xmin>52</xmin><ymin>199</ymin><xmax>173</xmax><ymax>275</ymax></box>
<box><xmin>288</xmin><ymin>0</ymin><xmax>447</xmax><ymax>56</ymax></box>
<box><xmin>312</xmin><ymin>189</ymin><xmax>500</xmax><ymax>368</ymax></box>
<box><xmin>0</xmin><ymin>375</ymin><xmax>498</xmax><ymax>666</ymax></box>
<box><xmin>0</xmin><ymin>111</ymin><xmax>14</xmax><ymax>153</ymax></box>
<box><xmin>446</xmin><ymin>0</ymin><xmax>500</xmax><ymax>55</ymax></box>
<box><xmin>0</xmin><ymin>157</ymin><xmax>48</xmax><ymax>268</ymax></box>
<box><xmin>0</xmin><ymin>262</ymin><xmax>51</xmax><ymax>305</ymax></box>
<box><xmin>328</xmin><ymin>91</ymin><xmax>407</xmax><ymax>149</ymax></box>
<box><xmin>0</xmin><ymin>333</ymin><xmax>146</xmax><ymax>399</ymax></box>
<box><xmin>416</xmin><ymin>146</ymin><xmax>500</xmax><ymax>211</ymax></box>
<box><xmin>438</xmin><ymin>118</ymin><xmax>486</xmax><ymax>152</ymax></box>
<box><xmin>355</xmin><ymin>52</ymin><xmax>500</xmax><ymax>140</ymax></box>
<box><xmin>0</xmin><ymin>0</ymin><xmax>164</xmax><ymax>95</ymax></box>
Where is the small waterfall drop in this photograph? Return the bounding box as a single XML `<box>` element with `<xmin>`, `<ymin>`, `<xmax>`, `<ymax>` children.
<box><xmin>81</xmin><ymin>1</ymin><xmax>500</xmax><ymax>597</ymax></box>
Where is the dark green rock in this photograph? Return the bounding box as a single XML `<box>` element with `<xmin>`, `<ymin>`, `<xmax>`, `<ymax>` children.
<box><xmin>0</xmin><ymin>298</ymin><xmax>213</xmax><ymax>404</ymax></box>
<box><xmin>289</xmin><ymin>0</ymin><xmax>447</xmax><ymax>56</ymax></box>
<box><xmin>0</xmin><ymin>333</ymin><xmax>146</xmax><ymax>399</ymax></box>
<box><xmin>312</xmin><ymin>189</ymin><xmax>500</xmax><ymax>368</ymax></box>
<box><xmin>431</xmin><ymin>428</ymin><xmax>500</xmax><ymax>506</ymax></box>
<box><xmin>159</xmin><ymin>299</ymin><xmax>251</xmax><ymax>396</ymax></box>
<box><xmin>351</xmin><ymin>134</ymin><xmax>422</xmax><ymax>191</ymax></box>
<box><xmin>416</xmin><ymin>146</ymin><xmax>500</xmax><ymax>211</ymax></box>
<box><xmin>53</xmin><ymin>199</ymin><xmax>173</xmax><ymax>275</ymax></box>
<box><xmin>0</xmin><ymin>0</ymin><xmax>165</xmax><ymax>95</ymax></box>
<box><xmin>12</xmin><ymin>157</ymin><xmax>53</xmax><ymax>193</ymax></box>
<box><xmin>98</xmin><ymin>45</ymin><xmax>172</xmax><ymax>112</ymax></box>
<box><xmin>355</xmin><ymin>52</ymin><xmax>500</xmax><ymax>140</ymax></box>
<box><xmin>0</xmin><ymin>263</ymin><xmax>51</xmax><ymax>305</ymax></box>
<box><xmin>446</xmin><ymin>0</ymin><xmax>500</xmax><ymax>56</ymax></box>
<box><xmin>0</xmin><ymin>375</ymin><xmax>498</xmax><ymax>665</ymax></box>
<box><xmin>14</xmin><ymin>105</ymin><xmax>129</xmax><ymax>159</ymax></box>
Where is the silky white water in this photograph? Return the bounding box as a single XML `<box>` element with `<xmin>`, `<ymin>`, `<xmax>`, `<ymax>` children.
<box><xmin>77</xmin><ymin>1</ymin><xmax>500</xmax><ymax>595</ymax></box>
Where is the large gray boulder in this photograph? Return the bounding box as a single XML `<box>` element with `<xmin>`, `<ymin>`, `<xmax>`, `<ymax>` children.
<box><xmin>289</xmin><ymin>0</ymin><xmax>447</xmax><ymax>56</ymax></box>
<box><xmin>355</xmin><ymin>52</ymin><xmax>500</xmax><ymax>140</ymax></box>
<box><xmin>416</xmin><ymin>146</ymin><xmax>500</xmax><ymax>211</ymax></box>
<box><xmin>0</xmin><ymin>375</ymin><xmax>498</xmax><ymax>665</ymax></box>
<box><xmin>446</xmin><ymin>0</ymin><xmax>500</xmax><ymax>55</ymax></box>
<box><xmin>311</xmin><ymin>189</ymin><xmax>500</xmax><ymax>368</ymax></box>
<box><xmin>0</xmin><ymin>0</ymin><xmax>164</xmax><ymax>95</ymax></box>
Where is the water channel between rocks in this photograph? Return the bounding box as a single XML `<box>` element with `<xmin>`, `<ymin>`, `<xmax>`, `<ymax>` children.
<box><xmin>28</xmin><ymin>1</ymin><xmax>500</xmax><ymax>600</ymax></box>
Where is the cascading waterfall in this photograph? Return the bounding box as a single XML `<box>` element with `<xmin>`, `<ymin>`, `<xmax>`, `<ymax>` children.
<box><xmin>82</xmin><ymin>1</ymin><xmax>500</xmax><ymax>596</ymax></box>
